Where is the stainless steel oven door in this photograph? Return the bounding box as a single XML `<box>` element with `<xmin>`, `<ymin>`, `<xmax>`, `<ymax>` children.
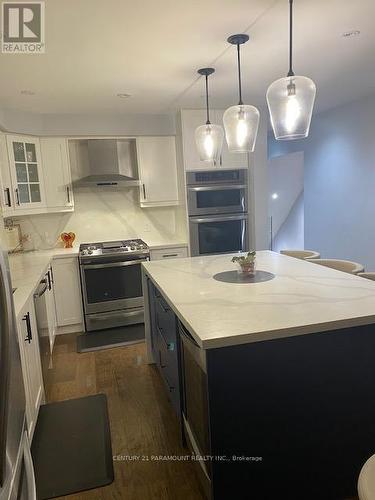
<box><xmin>187</xmin><ymin>184</ymin><xmax>248</xmax><ymax>216</ymax></box>
<box><xmin>80</xmin><ymin>259</ymin><xmax>147</xmax><ymax>315</ymax></box>
<box><xmin>189</xmin><ymin>213</ymin><xmax>248</xmax><ymax>257</ymax></box>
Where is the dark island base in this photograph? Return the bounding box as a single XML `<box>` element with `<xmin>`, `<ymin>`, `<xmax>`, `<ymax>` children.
<box><xmin>206</xmin><ymin>323</ymin><xmax>375</xmax><ymax>500</ymax></box>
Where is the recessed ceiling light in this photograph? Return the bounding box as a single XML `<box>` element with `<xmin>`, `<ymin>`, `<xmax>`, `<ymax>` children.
<box><xmin>271</xmin><ymin>193</ymin><xmax>279</xmax><ymax>200</ymax></box>
<box><xmin>342</xmin><ymin>30</ymin><xmax>361</xmax><ymax>38</ymax></box>
<box><xmin>20</xmin><ymin>90</ymin><xmax>35</xmax><ymax>95</ymax></box>
<box><xmin>117</xmin><ymin>93</ymin><xmax>131</xmax><ymax>98</ymax></box>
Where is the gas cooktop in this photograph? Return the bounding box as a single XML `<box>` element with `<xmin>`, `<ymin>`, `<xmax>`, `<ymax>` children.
<box><xmin>79</xmin><ymin>239</ymin><xmax>149</xmax><ymax>258</ymax></box>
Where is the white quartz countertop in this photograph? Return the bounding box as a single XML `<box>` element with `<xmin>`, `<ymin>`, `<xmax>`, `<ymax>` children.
<box><xmin>142</xmin><ymin>251</ymin><xmax>375</xmax><ymax>349</ymax></box>
<box><xmin>9</xmin><ymin>247</ymin><xmax>79</xmax><ymax>318</ymax></box>
<box><xmin>8</xmin><ymin>239</ymin><xmax>188</xmax><ymax>318</ymax></box>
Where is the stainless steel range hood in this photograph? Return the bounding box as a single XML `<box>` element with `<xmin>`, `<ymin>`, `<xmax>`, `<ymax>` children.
<box><xmin>73</xmin><ymin>139</ymin><xmax>141</xmax><ymax>187</ymax></box>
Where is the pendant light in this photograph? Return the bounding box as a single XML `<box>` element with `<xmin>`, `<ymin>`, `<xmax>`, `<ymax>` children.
<box><xmin>195</xmin><ymin>68</ymin><xmax>224</xmax><ymax>163</ymax></box>
<box><xmin>266</xmin><ymin>0</ymin><xmax>316</xmax><ymax>140</ymax></box>
<box><xmin>223</xmin><ymin>34</ymin><xmax>260</xmax><ymax>153</ymax></box>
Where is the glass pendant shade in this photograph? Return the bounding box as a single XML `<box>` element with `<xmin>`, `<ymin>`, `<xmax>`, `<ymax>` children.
<box><xmin>195</xmin><ymin>123</ymin><xmax>224</xmax><ymax>162</ymax></box>
<box><xmin>267</xmin><ymin>75</ymin><xmax>316</xmax><ymax>141</ymax></box>
<box><xmin>223</xmin><ymin>104</ymin><xmax>260</xmax><ymax>153</ymax></box>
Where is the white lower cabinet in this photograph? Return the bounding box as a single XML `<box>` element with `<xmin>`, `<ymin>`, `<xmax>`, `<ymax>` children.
<box><xmin>150</xmin><ymin>245</ymin><xmax>188</xmax><ymax>261</ymax></box>
<box><xmin>52</xmin><ymin>257</ymin><xmax>83</xmax><ymax>327</ymax></box>
<box><xmin>17</xmin><ymin>296</ymin><xmax>44</xmax><ymax>439</ymax></box>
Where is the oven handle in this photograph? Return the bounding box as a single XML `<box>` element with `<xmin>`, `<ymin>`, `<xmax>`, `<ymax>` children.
<box><xmin>190</xmin><ymin>214</ymin><xmax>248</xmax><ymax>224</ymax></box>
<box><xmin>188</xmin><ymin>184</ymin><xmax>247</xmax><ymax>192</ymax></box>
<box><xmin>88</xmin><ymin>309</ymin><xmax>144</xmax><ymax>320</ymax></box>
<box><xmin>82</xmin><ymin>259</ymin><xmax>149</xmax><ymax>270</ymax></box>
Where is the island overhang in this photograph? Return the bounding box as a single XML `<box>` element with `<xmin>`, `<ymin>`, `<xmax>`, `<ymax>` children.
<box><xmin>142</xmin><ymin>250</ymin><xmax>375</xmax><ymax>349</ymax></box>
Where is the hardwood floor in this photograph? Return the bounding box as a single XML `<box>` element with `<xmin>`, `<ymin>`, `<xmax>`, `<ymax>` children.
<box><xmin>40</xmin><ymin>334</ymin><xmax>205</xmax><ymax>500</ymax></box>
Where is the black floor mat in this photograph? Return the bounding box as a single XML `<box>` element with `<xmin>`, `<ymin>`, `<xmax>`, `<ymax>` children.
<box><xmin>77</xmin><ymin>323</ymin><xmax>145</xmax><ymax>353</ymax></box>
<box><xmin>31</xmin><ymin>394</ymin><xmax>114</xmax><ymax>499</ymax></box>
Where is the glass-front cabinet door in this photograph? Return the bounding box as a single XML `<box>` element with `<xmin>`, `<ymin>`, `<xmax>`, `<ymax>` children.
<box><xmin>6</xmin><ymin>135</ymin><xmax>46</xmax><ymax>210</ymax></box>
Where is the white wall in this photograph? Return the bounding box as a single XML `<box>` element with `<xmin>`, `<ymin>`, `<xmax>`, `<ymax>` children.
<box><xmin>273</xmin><ymin>193</ymin><xmax>304</xmax><ymax>253</ymax></box>
<box><xmin>268</xmin><ymin>151</ymin><xmax>304</xmax><ymax>252</ymax></box>
<box><xmin>269</xmin><ymin>93</ymin><xmax>375</xmax><ymax>270</ymax></box>
<box><xmin>250</xmin><ymin>108</ymin><xmax>269</xmax><ymax>251</ymax></box>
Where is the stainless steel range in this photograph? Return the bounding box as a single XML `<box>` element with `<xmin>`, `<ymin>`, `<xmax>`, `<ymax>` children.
<box><xmin>79</xmin><ymin>239</ymin><xmax>149</xmax><ymax>332</ymax></box>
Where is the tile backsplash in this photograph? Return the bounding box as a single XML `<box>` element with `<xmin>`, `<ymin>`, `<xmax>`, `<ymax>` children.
<box><xmin>7</xmin><ymin>187</ymin><xmax>187</xmax><ymax>250</ymax></box>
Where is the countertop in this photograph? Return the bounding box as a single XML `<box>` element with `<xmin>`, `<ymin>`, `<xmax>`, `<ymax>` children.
<box><xmin>142</xmin><ymin>250</ymin><xmax>375</xmax><ymax>349</ymax></box>
<box><xmin>8</xmin><ymin>239</ymin><xmax>188</xmax><ymax>318</ymax></box>
<box><xmin>9</xmin><ymin>247</ymin><xmax>78</xmax><ymax>318</ymax></box>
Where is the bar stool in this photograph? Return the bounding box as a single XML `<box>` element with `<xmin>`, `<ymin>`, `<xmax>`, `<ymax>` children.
<box><xmin>357</xmin><ymin>273</ymin><xmax>375</xmax><ymax>281</ymax></box>
<box><xmin>308</xmin><ymin>259</ymin><xmax>364</xmax><ymax>275</ymax></box>
<box><xmin>280</xmin><ymin>250</ymin><xmax>320</xmax><ymax>260</ymax></box>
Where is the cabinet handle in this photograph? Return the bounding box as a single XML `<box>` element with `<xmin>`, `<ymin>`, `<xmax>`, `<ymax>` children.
<box><xmin>157</xmin><ymin>297</ymin><xmax>169</xmax><ymax>313</ymax></box>
<box><xmin>22</xmin><ymin>312</ymin><xmax>32</xmax><ymax>343</ymax></box>
<box><xmin>220</xmin><ymin>154</ymin><xmax>223</xmax><ymax>166</ymax></box>
<box><xmin>4</xmin><ymin>188</ymin><xmax>11</xmax><ymax>207</ymax></box>
<box><xmin>50</xmin><ymin>266</ymin><xmax>54</xmax><ymax>284</ymax></box>
<box><xmin>159</xmin><ymin>351</ymin><xmax>166</xmax><ymax>369</ymax></box>
<box><xmin>66</xmin><ymin>186</ymin><xmax>70</xmax><ymax>203</ymax></box>
<box><xmin>15</xmin><ymin>188</ymin><xmax>20</xmax><ymax>206</ymax></box>
<box><xmin>47</xmin><ymin>270</ymin><xmax>52</xmax><ymax>290</ymax></box>
<box><xmin>157</xmin><ymin>325</ymin><xmax>175</xmax><ymax>351</ymax></box>
<box><xmin>162</xmin><ymin>254</ymin><xmax>178</xmax><ymax>258</ymax></box>
<box><xmin>142</xmin><ymin>184</ymin><xmax>146</xmax><ymax>199</ymax></box>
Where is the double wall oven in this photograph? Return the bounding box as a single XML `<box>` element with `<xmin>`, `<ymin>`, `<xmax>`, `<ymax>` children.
<box><xmin>79</xmin><ymin>239</ymin><xmax>149</xmax><ymax>332</ymax></box>
<box><xmin>187</xmin><ymin>170</ymin><xmax>249</xmax><ymax>257</ymax></box>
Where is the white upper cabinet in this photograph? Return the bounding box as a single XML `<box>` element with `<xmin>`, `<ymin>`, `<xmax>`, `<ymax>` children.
<box><xmin>179</xmin><ymin>109</ymin><xmax>249</xmax><ymax>171</ymax></box>
<box><xmin>0</xmin><ymin>133</ymin><xmax>14</xmax><ymax>216</ymax></box>
<box><xmin>137</xmin><ymin>136</ymin><xmax>179</xmax><ymax>207</ymax></box>
<box><xmin>6</xmin><ymin>135</ymin><xmax>46</xmax><ymax>211</ymax></box>
<box><xmin>0</xmin><ymin>134</ymin><xmax>75</xmax><ymax>216</ymax></box>
<box><xmin>40</xmin><ymin>137</ymin><xmax>74</xmax><ymax>212</ymax></box>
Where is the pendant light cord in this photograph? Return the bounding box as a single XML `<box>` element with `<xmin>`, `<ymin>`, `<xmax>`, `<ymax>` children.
<box><xmin>287</xmin><ymin>0</ymin><xmax>295</xmax><ymax>77</ymax></box>
<box><xmin>237</xmin><ymin>43</ymin><xmax>243</xmax><ymax>105</ymax></box>
<box><xmin>205</xmin><ymin>74</ymin><xmax>211</xmax><ymax>124</ymax></box>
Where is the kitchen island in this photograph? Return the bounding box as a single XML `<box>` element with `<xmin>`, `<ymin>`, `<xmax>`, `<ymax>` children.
<box><xmin>142</xmin><ymin>251</ymin><xmax>375</xmax><ymax>499</ymax></box>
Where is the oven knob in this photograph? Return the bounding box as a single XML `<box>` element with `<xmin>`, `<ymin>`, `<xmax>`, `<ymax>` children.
<box><xmin>87</xmin><ymin>249</ymin><xmax>93</xmax><ymax>255</ymax></box>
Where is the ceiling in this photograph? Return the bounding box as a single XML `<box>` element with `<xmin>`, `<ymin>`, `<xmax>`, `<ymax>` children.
<box><xmin>0</xmin><ymin>0</ymin><xmax>374</xmax><ymax>116</ymax></box>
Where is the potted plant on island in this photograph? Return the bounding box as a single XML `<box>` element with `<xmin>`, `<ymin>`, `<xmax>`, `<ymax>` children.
<box><xmin>232</xmin><ymin>250</ymin><xmax>256</xmax><ymax>277</ymax></box>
